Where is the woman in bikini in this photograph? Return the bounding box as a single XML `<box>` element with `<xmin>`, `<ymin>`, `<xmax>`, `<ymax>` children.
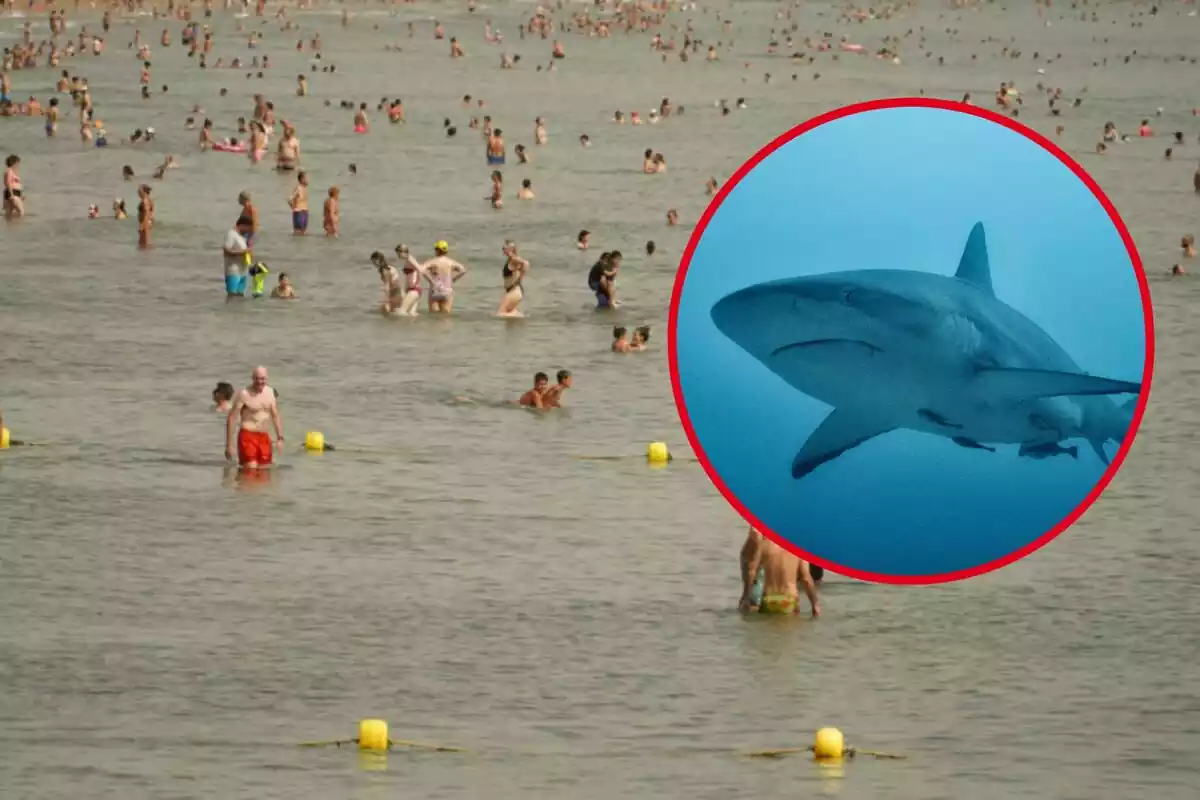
<box><xmin>497</xmin><ymin>240</ymin><xmax>529</xmax><ymax>317</ymax></box>
<box><xmin>136</xmin><ymin>184</ymin><xmax>154</xmax><ymax>248</ymax></box>
<box><xmin>393</xmin><ymin>244</ymin><xmax>429</xmax><ymax>316</ymax></box>
<box><xmin>372</xmin><ymin>251</ymin><xmax>403</xmax><ymax>314</ymax></box>
<box><xmin>487</xmin><ymin>170</ymin><xmax>503</xmax><ymax>209</ymax></box>
<box><xmin>3</xmin><ymin>154</ymin><xmax>23</xmax><ymax>219</ymax></box>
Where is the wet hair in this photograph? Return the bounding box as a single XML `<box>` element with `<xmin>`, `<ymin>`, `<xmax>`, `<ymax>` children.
<box><xmin>578</xmin><ymin>229</ymin><xmax>590</xmax><ymax>242</ymax></box>
<box><xmin>370</xmin><ymin>250</ymin><xmax>386</xmax><ymax>266</ymax></box>
<box><xmin>609</xmin><ymin>250</ymin><xmax>623</xmax><ymax>260</ymax></box>
<box><xmin>214</xmin><ymin>382</ymin><xmax>234</xmax><ymax>401</ymax></box>
<box><xmin>522</xmin><ymin>178</ymin><xmax>531</xmax><ymax>188</ymax></box>
<box><xmin>646</xmin><ymin>240</ymin><xmax>656</xmax><ymax>255</ymax></box>
<box><xmin>534</xmin><ymin>372</ymin><xmax>549</xmax><ymax>383</ymax></box>
<box><xmin>635</xmin><ymin>325</ymin><xmax>652</xmax><ymax>343</ymax></box>
<box><xmin>447</xmin><ymin>126</ymin><xmax>457</xmax><ymax>137</ymax></box>
<box><xmin>556</xmin><ymin>369</ymin><xmax>571</xmax><ymax>382</ymax></box>
<box><xmin>613</xmin><ymin>326</ymin><xmax>627</xmax><ymax>339</ymax></box>
<box><xmin>5</xmin><ymin>155</ymin><xmax>18</xmax><ymax>167</ymax></box>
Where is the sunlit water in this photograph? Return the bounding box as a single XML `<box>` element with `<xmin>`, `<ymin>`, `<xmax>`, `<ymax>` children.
<box><xmin>2</xmin><ymin>2</ymin><xmax>1199</xmax><ymax>798</ymax></box>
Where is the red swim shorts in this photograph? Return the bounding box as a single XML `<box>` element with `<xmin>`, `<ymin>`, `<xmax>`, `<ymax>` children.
<box><xmin>237</xmin><ymin>429</ymin><xmax>274</xmax><ymax>466</ymax></box>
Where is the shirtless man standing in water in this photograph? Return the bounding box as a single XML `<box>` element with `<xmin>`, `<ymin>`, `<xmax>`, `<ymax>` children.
<box><xmin>225</xmin><ymin>366</ymin><xmax>284</xmax><ymax>468</ymax></box>
<box><xmin>739</xmin><ymin>525</ymin><xmax>819</xmax><ymax>618</ymax></box>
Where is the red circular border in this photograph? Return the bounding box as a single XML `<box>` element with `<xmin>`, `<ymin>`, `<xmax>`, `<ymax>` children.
<box><xmin>668</xmin><ymin>96</ymin><xmax>1156</xmax><ymax>586</ymax></box>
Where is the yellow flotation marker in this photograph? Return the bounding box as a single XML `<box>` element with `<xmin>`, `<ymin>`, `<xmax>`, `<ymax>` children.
<box><xmin>358</xmin><ymin>719</ymin><xmax>389</xmax><ymax>752</ymax></box>
<box><xmin>813</xmin><ymin>727</ymin><xmax>844</xmax><ymax>760</ymax></box>
<box><xmin>647</xmin><ymin>441</ymin><xmax>671</xmax><ymax>464</ymax></box>
<box><xmin>299</xmin><ymin>719</ymin><xmax>466</xmax><ymax>753</ymax></box>
<box><xmin>304</xmin><ymin>431</ymin><xmax>326</xmax><ymax>452</ymax></box>
<box><xmin>746</xmin><ymin>727</ymin><xmax>904</xmax><ymax>760</ymax></box>
<box><xmin>1</xmin><ymin>427</ymin><xmax>9</xmax><ymax>450</ymax></box>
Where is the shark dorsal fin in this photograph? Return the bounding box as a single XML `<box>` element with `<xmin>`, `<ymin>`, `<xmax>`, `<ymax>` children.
<box><xmin>955</xmin><ymin>222</ymin><xmax>994</xmax><ymax>296</ymax></box>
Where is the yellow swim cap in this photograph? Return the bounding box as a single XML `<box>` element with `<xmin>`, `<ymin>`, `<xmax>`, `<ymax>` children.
<box><xmin>1</xmin><ymin>427</ymin><xmax>10</xmax><ymax>449</ymax></box>
<box><xmin>435</xmin><ymin>240</ymin><xmax>449</xmax><ymax>252</ymax></box>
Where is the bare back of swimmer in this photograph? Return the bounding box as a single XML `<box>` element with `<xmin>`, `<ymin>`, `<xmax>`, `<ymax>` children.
<box><xmin>739</xmin><ymin>525</ymin><xmax>819</xmax><ymax>618</ymax></box>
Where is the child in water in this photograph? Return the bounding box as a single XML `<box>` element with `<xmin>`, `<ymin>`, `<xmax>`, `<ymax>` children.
<box><xmin>612</xmin><ymin>326</ymin><xmax>631</xmax><ymax>352</ymax></box>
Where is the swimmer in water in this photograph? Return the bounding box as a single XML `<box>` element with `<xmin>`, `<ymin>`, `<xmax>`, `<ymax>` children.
<box><xmin>225</xmin><ymin>366</ymin><xmax>284</xmax><ymax>469</ymax></box>
<box><xmin>1183</xmin><ymin>234</ymin><xmax>1196</xmax><ymax>258</ymax></box>
<box><xmin>212</xmin><ymin>381</ymin><xmax>234</xmax><ymax>412</ymax></box>
<box><xmin>271</xmin><ymin>272</ymin><xmax>297</xmax><ymax>299</ymax></box>
<box><xmin>497</xmin><ymin>239</ymin><xmax>529</xmax><ymax>317</ymax></box>
<box><xmin>541</xmin><ymin>369</ymin><xmax>572</xmax><ymax>408</ymax></box>
<box><xmin>629</xmin><ymin>326</ymin><xmax>651</xmax><ymax>351</ymax></box>
<box><xmin>423</xmin><ymin>240</ymin><xmax>468</xmax><ymax>314</ymax></box>
<box><xmin>577</xmin><ymin>229</ymin><xmax>590</xmax><ymax>250</ymax></box>
<box><xmin>612</xmin><ymin>326</ymin><xmax>632</xmax><ymax>352</ymax></box>
<box><xmin>518</xmin><ymin>371</ymin><xmax>551</xmax><ymax>409</ymax></box>
<box><xmin>739</xmin><ymin>525</ymin><xmax>819</xmax><ymax>618</ymax></box>
<box><xmin>487</xmin><ymin>170</ymin><xmax>503</xmax><ymax>209</ymax></box>
<box><xmin>289</xmin><ymin>171</ymin><xmax>310</xmax><ymax>235</ymax></box>
<box><xmin>323</xmin><ymin>187</ymin><xmax>340</xmax><ymax>237</ymax></box>
<box><xmin>393</xmin><ymin>244</ymin><xmax>430</xmax><ymax>316</ymax></box>
<box><xmin>588</xmin><ymin>251</ymin><xmax>621</xmax><ymax>308</ymax></box>
<box><xmin>372</xmin><ymin>251</ymin><xmax>403</xmax><ymax>314</ymax></box>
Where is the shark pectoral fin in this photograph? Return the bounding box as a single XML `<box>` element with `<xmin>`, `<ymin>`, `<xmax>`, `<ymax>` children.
<box><xmin>791</xmin><ymin>408</ymin><xmax>895</xmax><ymax>480</ymax></box>
<box><xmin>952</xmin><ymin>436</ymin><xmax>996</xmax><ymax>452</ymax></box>
<box><xmin>918</xmin><ymin>408</ymin><xmax>963</xmax><ymax>429</ymax></box>
<box><xmin>976</xmin><ymin>368</ymin><xmax>1141</xmax><ymax>400</ymax></box>
<box><xmin>954</xmin><ymin>222</ymin><xmax>994</xmax><ymax>296</ymax></box>
<box><xmin>1089</xmin><ymin>438</ymin><xmax>1111</xmax><ymax>465</ymax></box>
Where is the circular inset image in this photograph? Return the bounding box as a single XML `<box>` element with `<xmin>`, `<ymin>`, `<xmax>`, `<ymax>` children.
<box><xmin>670</xmin><ymin>98</ymin><xmax>1154</xmax><ymax>584</ymax></box>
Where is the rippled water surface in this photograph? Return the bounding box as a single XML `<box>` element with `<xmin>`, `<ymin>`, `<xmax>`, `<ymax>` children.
<box><xmin>2</xmin><ymin>2</ymin><xmax>1199</xmax><ymax>798</ymax></box>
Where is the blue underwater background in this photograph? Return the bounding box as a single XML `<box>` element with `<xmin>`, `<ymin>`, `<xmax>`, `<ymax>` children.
<box><xmin>675</xmin><ymin>106</ymin><xmax>1148</xmax><ymax>578</ymax></box>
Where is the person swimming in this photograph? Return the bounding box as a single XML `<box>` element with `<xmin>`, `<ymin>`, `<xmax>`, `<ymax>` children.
<box><xmin>612</xmin><ymin>326</ymin><xmax>632</xmax><ymax>352</ymax></box>
<box><xmin>518</xmin><ymin>372</ymin><xmax>550</xmax><ymax>409</ymax></box>
<box><xmin>739</xmin><ymin>525</ymin><xmax>819</xmax><ymax>618</ymax></box>
<box><xmin>541</xmin><ymin>370</ymin><xmax>572</xmax><ymax>408</ymax></box>
<box><xmin>212</xmin><ymin>382</ymin><xmax>235</xmax><ymax>412</ymax></box>
<box><xmin>588</xmin><ymin>251</ymin><xmax>621</xmax><ymax>308</ymax></box>
<box><xmin>373</xmin><ymin>251</ymin><xmax>404</xmax><ymax>314</ymax></box>
<box><xmin>498</xmin><ymin>240</ymin><xmax>529</xmax><ymax>317</ymax></box>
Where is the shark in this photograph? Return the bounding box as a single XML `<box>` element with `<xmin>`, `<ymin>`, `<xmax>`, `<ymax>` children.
<box><xmin>709</xmin><ymin>222</ymin><xmax>1143</xmax><ymax>481</ymax></box>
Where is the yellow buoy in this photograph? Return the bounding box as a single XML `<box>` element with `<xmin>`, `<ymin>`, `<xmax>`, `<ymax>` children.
<box><xmin>304</xmin><ymin>431</ymin><xmax>326</xmax><ymax>452</ymax></box>
<box><xmin>647</xmin><ymin>441</ymin><xmax>670</xmax><ymax>464</ymax></box>
<box><xmin>358</xmin><ymin>719</ymin><xmax>389</xmax><ymax>752</ymax></box>
<box><xmin>813</xmin><ymin>727</ymin><xmax>845</xmax><ymax>760</ymax></box>
<box><xmin>0</xmin><ymin>427</ymin><xmax>9</xmax><ymax>449</ymax></box>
